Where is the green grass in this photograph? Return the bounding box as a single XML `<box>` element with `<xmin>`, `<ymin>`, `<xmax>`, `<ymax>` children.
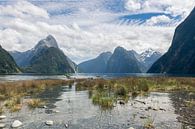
<box><xmin>75</xmin><ymin>77</ymin><xmax>195</xmax><ymax>110</ymax></box>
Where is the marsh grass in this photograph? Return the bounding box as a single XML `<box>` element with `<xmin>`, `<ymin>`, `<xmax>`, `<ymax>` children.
<box><xmin>0</xmin><ymin>79</ymin><xmax>74</xmax><ymax>112</ymax></box>
<box><xmin>185</xmin><ymin>100</ymin><xmax>195</xmax><ymax>108</ymax></box>
<box><xmin>144</xmin><ymin>117</ymin><xmax>155</xmax><ymax>129</ymax></box>
<box><xmin>0</xmin><ymin>94</ymin><xmax>6</xmax><ymax>101</ymax></box>
<box><xmin>92</xmin><ymin>92</ymin><xmax>115</xmax><ymax>110</ymax></box>
<box><xmin>4</xmin><ymin>97</ymin><xmax>21</xmax><ymax>108</ymax></box>
<box><xmin>0</xmin><ymin>79</ymin><xmax>73</xmax><ymax>97</ymax></box>
<box><xmin>76</xmin><ymin>77</ymin><xmax>195</xmax><ymax>109</ymax></box>
<box><xmin>10</xmin><ymin>104</ymin><xmax>22</xmax><ymax>112</ymax></box>
<box><xmin>0</xmin><ymin>106</ymin><xmax>3</xmax><ymax>114</ymax></box>
<box><xmin>27</xmin><ymin>99</ymin><xmax>45</xmax><ymax>109</ymax></box>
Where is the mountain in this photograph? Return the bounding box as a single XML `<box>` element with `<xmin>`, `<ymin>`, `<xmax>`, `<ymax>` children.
<box><xmin>10</xmin><ymin>35</ymin><xmax>59</xmax><ymax>67</ymax></box>
<box><xmin>148</xmin><ymin>8</ymin><xmax>195</xmax><ymax>74</ymax></box>
<box><xmin>0</xmin><ymin>45</ymin><xmax>20</xmax><ymax>74</ymax></box>
<box><xmin>138</xmin><ymin>49</ymin><xmax>162</xmax><ymax>71</ymax></box>
<box><xmin>106</xmin><ymin>46</ymin><xmax>142</xmax><ymax>73</ymax></box>
<box><xmin>78</xmin><ymin>47</ymin><xmax>161</xmax><ymax>73</ymax></box>
<box><xmin>78</xmin><ymin>52</ymin><xmax>112</xmax><ymax>73</ymax></box>
<box><xmin>10</xmin><ymin>35</ymin><xmax>77</xmax><ymax>74</ymax></box>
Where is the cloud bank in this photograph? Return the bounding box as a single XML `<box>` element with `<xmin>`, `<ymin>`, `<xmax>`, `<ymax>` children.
<box><xmin>0</xmin><ymin>0</ymin><xmax>194</xmax><ymax>63</ymax></box>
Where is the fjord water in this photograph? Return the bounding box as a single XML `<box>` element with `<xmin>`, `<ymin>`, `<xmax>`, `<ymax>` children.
<box><xmin>1</xmin><ymin>73</ymin><xmax>195</xmax><ymax>81</ymax></box>
<box><xmin>1</xmin><ymin>82</ymin><xmax>194</xmax><ymax>129</ymax></box>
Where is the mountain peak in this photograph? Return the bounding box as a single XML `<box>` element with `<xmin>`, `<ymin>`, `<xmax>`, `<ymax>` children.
<box><xmin>106</xmin><ymin>46</ymin><xmax>141</xmax><ymax>73</ymax></box>
<box><xmin>140</xmin><ymin>48</ymin><xmax>161</xmax><ymax>60</ymax></box>
<box><xmin>99</xmin><ymin>52</ymin><xmax>112</xmax><ymax>58</ymax></box>
<box><xmin>46</xmin><ymin>34</ymin><xmax>55</xmax><ymax>40</ymax></box>
<box><xmin>34</xmin><ymin>35</ymin><xmax>59</xmax><ymax>50</ymax></box>
<box><xmin>114</xmin><ymin>46</ymin><xmax>127</xmax><ymax>54</ymax></box>
<box><xmin>115</xmin><ymin>46</ymin><xmax>125</xmax><ymax>50</ymax></box>
<box><xmin>146</xmin><ymin>48</ymin><xmax>154</xmax><ymax>52</ymax></box>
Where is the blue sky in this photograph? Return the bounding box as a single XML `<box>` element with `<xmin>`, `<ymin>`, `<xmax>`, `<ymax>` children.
<box><xmin>0</xmin><ymin>0</ymin><xmax>194</xmax><ymax>63</ymax></box>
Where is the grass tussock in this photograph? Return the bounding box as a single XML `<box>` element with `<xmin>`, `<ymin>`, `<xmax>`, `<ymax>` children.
<box><xmin>0</xmin><ymin>106</ymin><xmax>3</xmax><ymax>114</ymax></box>
<box><xmin>27</xmin><ymin>99</ymin><xmax>45</xmax><ymax>109</ymax></box>
<box><xmin>144</xmin><ymin>117</ymin><xmax>155</xmax><ymax>129</ymax></box>
<box><xmin>10</xmin><ymin>104</ymin><xmax>22</xmax><ymax>112</ymax></box>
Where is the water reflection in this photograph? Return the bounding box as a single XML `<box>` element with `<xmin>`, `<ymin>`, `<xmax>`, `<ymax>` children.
<box><xmin>1</xmin><ymin>83</ymin><xmax>194</xmax><ymax>129</ymax></box>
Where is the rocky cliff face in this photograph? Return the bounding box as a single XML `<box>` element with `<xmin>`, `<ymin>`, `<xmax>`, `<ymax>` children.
<box><xmin>148</xmin><ymin>8</ymin><xmax>195</xmax><ymax>74</ymax></box>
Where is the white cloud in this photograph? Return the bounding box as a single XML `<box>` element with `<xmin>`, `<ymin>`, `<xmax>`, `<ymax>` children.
<box><xmin>145</xmin><ymin>15</ymin><xmax>172</xmax><ymax>26</ymax></box>
<box><xmin>125</xmin><ymin>0</ymin><xmax>195</xmax><ymax>18</ymax></box>
<box><xmin>125</xmin><ymin>0</ymin><xmax>141</xmax><ymax>12</ymax></box>
<box><xmin>0</xmin><ymin>0</ymin><xmax>193</xmax><ymax>63</ymax></box>
<box><xmin>0</xmin><ymin>1</ymin><xmax>49</xmax><ymax>19</ymax></box>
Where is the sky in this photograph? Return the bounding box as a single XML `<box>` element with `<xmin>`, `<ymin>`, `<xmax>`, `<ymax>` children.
<box><xmin>0</xmin><ymin>0</ymin><xmax>194</xmax><ymax>63</ymax></box>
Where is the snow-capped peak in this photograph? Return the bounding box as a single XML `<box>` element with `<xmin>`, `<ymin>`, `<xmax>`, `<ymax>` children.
<box><xmin>139</xmin><ymin>48</ymin><xmax>161</xmax><ymax>62</ymax></box>
<box><xmin>34</xmin><ymin>35</ymin><xmax>59</xmax><ymax>50</ymax></box>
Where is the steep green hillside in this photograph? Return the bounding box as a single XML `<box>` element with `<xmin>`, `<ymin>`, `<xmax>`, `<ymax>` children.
<box><xmin>0</xmin><ymin>46</ymin><xmax>20</xmax><ymax>74</ymax></box>
<box><xmin>24</xmin><ymin>47</ymin><xmax>76</xmax><ymax>74</ymax></box>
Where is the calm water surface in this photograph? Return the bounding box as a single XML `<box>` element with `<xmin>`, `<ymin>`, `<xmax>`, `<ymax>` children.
<box><xmin>1</xmin><ymin>73</ymin><xmax>195</xmax><ymax>81</ymax></box>
<box><xmin>1</xmin><ymin>83</ymin><xmax>193</xmax><ymax>129</ymax></box>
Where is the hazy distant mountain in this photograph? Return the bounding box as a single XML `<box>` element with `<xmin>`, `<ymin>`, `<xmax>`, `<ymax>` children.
<box><xmin>10</xmin><ymin>35</ymin><xmax>77</xmax><ymax>74</ymax></box>
<box><xmin>78</xmin><ymin>47</ymin><xmax>161</xmax><ymax>73</ymax></box>
<box><xmin>78</xmin><ymin>52</ymin><xmax>112</xmax><ymax>73</ymax></box>
<box><xmin>106</xmin><ymin>46</ymin><xmax>142</xmax><ymax>73</ymax></box>
<box><xmin>148</xmin><ymin>8</ymin><xmax>195</xmax><ymax>74</ymax></box>
<box><xmin>0</xmin><ymin>46</ymin><xmax>20</xmax><ymax>74</ymax></box>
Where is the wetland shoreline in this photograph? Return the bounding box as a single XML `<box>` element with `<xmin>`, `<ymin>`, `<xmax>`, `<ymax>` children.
<box><xmin>0</xmin><ymin>77</ymin><xmax>194</xmax><ymax>128</ymax></box>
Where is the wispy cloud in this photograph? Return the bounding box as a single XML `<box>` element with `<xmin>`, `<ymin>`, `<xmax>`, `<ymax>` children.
<box><xmin>0</xmin><ymin>0</ymin><xmax>194</xmax><ymax>63</ymax></box>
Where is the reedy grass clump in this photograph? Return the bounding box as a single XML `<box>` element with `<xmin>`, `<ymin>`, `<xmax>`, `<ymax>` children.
<box><xmin>0</xmin><ymin>106</ymin><xmax>3</xmax><ymax>114</ymax></box>
<box><xmin>0</xmin><ymin>94</ymin><xmax>6</xmax><ymax>101</ymax></box>
<box><xmin>76</xmin><ymin>77</ymin><xmax>195</xmax><ymax>109</ymax></box>
<box><xmin>144</xmin><ymin>117</ymin><xmax>155</xmax><ymax>129</ymax></box>
<box><xmin>4</xmin><ymin>96</ymin><xmax>22</xmax><ymax>112</ymax></box>
<box><xmin>10</xmin><ymin>104</ymin><xmax>22</xmax><ymax>112</ymax></box>
<box><xmin>92</xmin><ymin>94</ymin><xmax>115</xmax><ymax>110</ymax></box>
<box><xmin>27</xmin><ymin>99</ymin><xmax>45</xmax><ymax>109</ymax></box>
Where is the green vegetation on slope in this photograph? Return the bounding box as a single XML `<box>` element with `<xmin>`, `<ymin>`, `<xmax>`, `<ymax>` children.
<box><xmin>0</xmin><ymin>46</ymin><xmax>20</xmax><ymax>74</ymax></box>
<box><xmin>23</xmin><ymin>47</ymin><xmax>76</xmax><ymax>74</ymax></box>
